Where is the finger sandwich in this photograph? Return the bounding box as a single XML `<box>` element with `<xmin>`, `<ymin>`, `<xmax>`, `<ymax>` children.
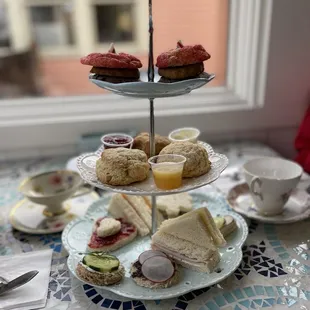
<box><xmin>151</xmin><ymin>208</ymin><xmax>226</xmax><ymax>273</ymax></box>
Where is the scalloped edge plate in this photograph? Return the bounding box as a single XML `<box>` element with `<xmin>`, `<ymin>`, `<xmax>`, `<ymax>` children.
<box><xmin>76</xmin><ymin>142</ymin><xmax>228</xmax><ymax>195</ymax></box>
<box><xmin>89</xmin><ymin>73</ymin><xmax>215</xmax><ymax>98</ymax></box>
<box><xmin>64</xmin><ymin>190</ymin><xmax>248</xmax><ymax>300</ymax></box>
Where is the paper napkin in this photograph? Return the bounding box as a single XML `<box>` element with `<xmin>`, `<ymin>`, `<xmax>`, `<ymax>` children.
<box><xmin>0</xmin><ymin>249</ymin><xmax>53</xmax><ymax>310</ymax></box>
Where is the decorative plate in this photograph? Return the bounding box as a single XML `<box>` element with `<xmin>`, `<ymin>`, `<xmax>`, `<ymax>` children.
<box><xmin>9</xmin><ymin>191</ymin><xmax>99</xmax><ymax>234</ymax></box>
<box><xmin>227</xmin><ymin>183</ymin><xmax>310</xmax><ymax>224</ymax></box>
<box><xmin>64</xmin><ymin>190</ymin><xmax>248</xmax><ymax>300</ymax></box>
<box><xmin>89</xmin><ymin>73</ymin><xmax>215</xmax><ymax>98</ymax></box>
<box><xmin>76</xmin><ymin>142</ymin><xmax>228</xmax><ymax>195</ymax></box>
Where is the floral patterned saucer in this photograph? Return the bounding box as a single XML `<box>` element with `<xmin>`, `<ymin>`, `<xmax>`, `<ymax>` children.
<box><xmin>9</xmin><ymin>191</ymin><xmax>99</xmax><ymax>234</ymax></box>
<box><xmin>227</xmin><ymin>183</ymin><xmax>310</xmax><ymax>224</ymax></box>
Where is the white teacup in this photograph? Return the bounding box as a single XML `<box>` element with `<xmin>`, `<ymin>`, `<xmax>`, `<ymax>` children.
<box><xmin>243</xmin><ymin>157</ymin><xmax>303</xmax><ymax>216</ymax></box>
<box><xmin>19</xmin><ymin>170</ymin><xmax>92</xmax><ymax>216</ymax></box>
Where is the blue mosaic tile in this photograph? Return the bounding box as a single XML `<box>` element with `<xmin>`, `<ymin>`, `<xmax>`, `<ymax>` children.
<box><xmin>213</xmin><ymin>295</ymin><xmax>226</xmax><ymax>307</ymax></box>
<box><xmin>276</xmin><ymin>286</ymin><xmax>288</xmax><ymax>296</ymax></box>
<box><xmin>265</xmin><ymin>298</ymin><xmax>276</xmax><ymax>306</ymax></box>
<box><xmin>253</xmin><ymin>299</ymin><xmax>263</xmax><ymax>306</ymax></box>
<box><xmin>250</xmin><ymin>301</ymin><xmax>257</xmax><ymax>309</ymax></box>
<box><xmin>205</xmin><ymin>301</ymin><xmax>219</xmax><ymax>310</ymax></box>
<box><xmin>270</xmin><ymin>241</ymin><xmax>281</xmax><ymax>246</ymax></box>
<box><xmin>85</xmin><ymin>289</ymin><xmax>97</xmax><ymax>298</ymax></box>
<box><xmin>234</xmin><ymin>306</ymin><xmax>242</xmax><ymax>310</ymax></box>
<box><xmin>223</xmin><ymin>292</ymin><xmax>235</xmax><ymax>303</ymax></box>
<box><xmin>111</xmin><ymin>300</ymin><xmax>122</xmax><ymax>309</ymax></box>
<box><xmin>123</xmin><ymin>301</ymin><xmax>132</xmax><ymax>310</ymax></box>
<box><xmin>299</xmin><ymin>264</ymin><xmax>310</xmax><ymax>274</ymax></box>
<box><xmin>276</xmin><ymin>297</ymin><xmax>284</xmax><ymax>305</ymax></box>
<box><xmin>175</xmin><ymin>301</ymin><xmax>188</xmax><ymax>309</ymax></box>
<box><xmin>262</xmin><ymin>301</ymin><xmax>270</xmax><ymax>307</ymax></box>
<box><xmin>265</xmin><ymin>286</ymin><xmax>276</xmax><ymax>297</ymax></box>
<box><xmin>244</xmin><ymin>287</ymin><xmax>255</xmax><ymax>297</ymax></box>
<box><xmin>134</xmin><ymin>306</ymin><xmax>146</xmax><ymax>310</ymax></box>
<box><xmin>285</xmin><ymin>298</ymin><xmax>297</xmax><ymax>307</ymax></box>
<box><xmin>62</xmin><ymin>294</ymin><xmax>71</xmax><ymax>302</ymax></box>
<box><xmin>303</xmin><ymin>290</ymin><xmax>310</xmax><ymax>300</ymax></box>
<box><xmin>288</xmin><ymin>286</ymin><xmax>298</xmax><ymax>298</ymax></box>
<box><xmin>274</xmin><ymin>247</ymin><xmax>286</xmax><ymax>253</ymax></box>
<box><xmin>299</xmin><ymin>290</ymin><xmax>308</xmax><ymax>300</ymax></box>
<box><xmin>182</xmin><ymin>292</ymin><xmax>195</xmax><ymax>301</ymax></box>
<box><xmin>102</xmin><ymin>299</ymin><xmax>113</xmax><ymax>308</ymax></box>
<box><xmin>54</xmin><ymin>289</ymin><xmax>64</xmax><ymax>299</ymax></box>
<box><xmin>92</xmin><ymin>295</ymin><xmax>103</xmax><ymax>304</ymax></box>
<box><xmin>132</xmin><ymin>301</ymin><xmax>143</xmax><ymax>306</ymax></box>
<box><xmin>278</xmin><ymin>253</ymin><xmax>290</xmax><ymax>260</ymax></box>
<box><xmin>239</xmin><ymin>300</ymin><xmax>251</xmax><ymax>308</ymax></box>
<box><xmin>254</xmin><ymin>285</ymin><xmax>265</xmax><ymax>295</ymax></box>
<box><xmin>232</xmin><ymin>289</ymin><xmax>244</xmax><ymax>300</ymax></box>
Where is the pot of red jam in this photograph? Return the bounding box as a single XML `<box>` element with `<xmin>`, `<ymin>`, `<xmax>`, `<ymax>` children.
<box><xmin>101</xmin><ymin>133</ymin><xmax>134</xmax><ymax>149</ymax></box>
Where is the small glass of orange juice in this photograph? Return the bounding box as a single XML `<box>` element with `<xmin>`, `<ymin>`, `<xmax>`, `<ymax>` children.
<box><xmin>148</xmin><ymin>154</ymin><xmax>186</xmax><ymax>190</ymax></box>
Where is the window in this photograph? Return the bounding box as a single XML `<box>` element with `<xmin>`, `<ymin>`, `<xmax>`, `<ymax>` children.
<box><xmin>29</xmin><ymin>4</ymin><xmax>75</xmax><ymax>47</ymax></box>
<box><xmin>0</xmin><ymin>1</ymin><xmax>10</xmax><ymax>48</ymax></box>
<box><xmin>2</xmin><ymin>1</ymin><xmax>309</xmax><ymax>158</ymax></box>
<box><xmin>95</xmin><ymin>4</ymin><xmax>135</xmax><ymax>43</ymax></box>
<box><xmin>0</xmin><ymin>0</ymin><xmax>228</xmax><ymax>98</ymax></box>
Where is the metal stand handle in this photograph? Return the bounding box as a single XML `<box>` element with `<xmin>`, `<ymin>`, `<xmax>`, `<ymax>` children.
<box><xmin>148</xmin><ymin>0</ymin><xmax>157</xmax><ymax>235</ymax></box>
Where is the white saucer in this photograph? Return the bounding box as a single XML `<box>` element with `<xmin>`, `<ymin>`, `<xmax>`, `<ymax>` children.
<box><xmin>9</xmin><ymin>191</ymin><xmax>99</xmax><ymax>234</ymax></box>
<box><xmin>227</xmin><ymin>183</ymin><xmax>310</xmax><ymax>224</ymax></box>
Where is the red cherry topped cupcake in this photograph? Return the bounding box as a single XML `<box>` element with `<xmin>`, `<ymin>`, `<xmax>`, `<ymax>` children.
<box><xmin>81</xmin><ymin>43</ymin><xmax>142</xmax><ymax>83</ymax></box>
<box><xmin>156</xmin><ymin>41</ymin><xmax>211</xmax><ymax>82</ymax></box>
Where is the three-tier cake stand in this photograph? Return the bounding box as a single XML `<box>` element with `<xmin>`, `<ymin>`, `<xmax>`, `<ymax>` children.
<box><xmin>64</xmin><ymin>0</ymin><xmax>249</xmax><ymax>300</ymax></box>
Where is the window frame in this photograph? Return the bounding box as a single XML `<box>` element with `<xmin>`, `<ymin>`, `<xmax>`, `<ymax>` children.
<box><xmin>3</xmin><ymin>0</ymin><xmax>310</xmax><ymax>157</ymax></box>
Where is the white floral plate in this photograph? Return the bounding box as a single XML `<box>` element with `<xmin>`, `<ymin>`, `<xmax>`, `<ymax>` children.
<box><xmin>64</xmin><ymin>189</ymin><xmax>248</xmax><ymax>300</ymax></box>
<box><xmin>76</xmin><ymin>142</ymin><xmax>228</xmax><ymax>195</ymax></box>
<box><xmin>89</xmin><ymin>73</ymin><xmax>215</xmax><ymax>98</ymax></box>
<box><xmin>227</xmin><ymin>183</ymin><xmax>310</xmax><ymax>224</ymax></box>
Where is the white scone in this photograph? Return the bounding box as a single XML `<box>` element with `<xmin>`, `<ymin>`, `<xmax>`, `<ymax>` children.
<box><xmin>159</xmin><ymin>141</ymin><xmax>211</xmax><ymax>178</ymax></box>
<box><xmin>96</xmin><ymin>148</ymin><xmax>149</xmax><ymax>186</ymax></box>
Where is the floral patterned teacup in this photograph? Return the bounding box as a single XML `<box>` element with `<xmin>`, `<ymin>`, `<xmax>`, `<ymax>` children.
<box><xmin>243</xmin><ymin>157</ymin><xmax>303</xmax><ymax>216</ymax></box>
<box><xmin>19</xmin><ymin>170</ymin><xmax>92</xmax><ymax>216</ymax></box>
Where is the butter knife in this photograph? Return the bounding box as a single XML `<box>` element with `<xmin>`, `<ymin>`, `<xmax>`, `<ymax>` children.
<box><xmin>0</xmin><ymin>270</ymin><xmax>39</xmax><ymax>296</ymax></box>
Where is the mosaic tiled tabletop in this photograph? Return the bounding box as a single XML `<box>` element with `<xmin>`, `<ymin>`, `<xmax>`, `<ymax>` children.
<box><xmin>1</xmin><ymin>142</ymin><xmax>310</xmax><ymax>310</ymax></box>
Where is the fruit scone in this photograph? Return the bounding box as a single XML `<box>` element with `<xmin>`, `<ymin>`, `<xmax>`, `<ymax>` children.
<box><xmin>156</xmin><ymin>40</ymin><xmax>211</xmax><ymax>82</ymax></box>
<box><xmin>81</xmin><ymin>43</ymin><xmax>142</xmax><ymax>83</ymax></box>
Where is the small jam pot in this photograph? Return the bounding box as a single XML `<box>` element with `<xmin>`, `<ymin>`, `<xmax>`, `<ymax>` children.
<box><xmin>168</xmin><ymin>127</ymin><xmax>200</xmax><ymax>144</ymax></box>
<box><xmin>101</xmin><ymin>133</ymin><xmax>134</xmax><ymax>149</ymax></box>
<box><xmin>148</xmin><ymin>154</ymin><xmax>186</xmax><ymax>190</ymax></box>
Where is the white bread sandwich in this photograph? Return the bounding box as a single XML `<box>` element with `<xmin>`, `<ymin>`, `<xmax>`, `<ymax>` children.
<box><xmin>76</xmin><ymin>253</ymin><xmax>124</xmax><ymax>286</ymax></box>
<box><xmin>214</xmin><ymin>215</ymin><xmax>238</xmax><ymax>238</ymax></box>
<box><xmin>151</xmin><ymin>207</ymin><xmax>226</xmax><ymax>273</ymax></box>
<box><xmin>108</xmin><ymin>193</ymin><xmax>164</xmax><ymax>236</ymax></box>
<box><xmin>87</xmin><ymin>217</ymin><xmax>137</xmax><ymax>252</ymax></box>
<box><xmin>154</xmin><ymin>193</ymin><xmax>193</xmax><ymax>218</ymax></box>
